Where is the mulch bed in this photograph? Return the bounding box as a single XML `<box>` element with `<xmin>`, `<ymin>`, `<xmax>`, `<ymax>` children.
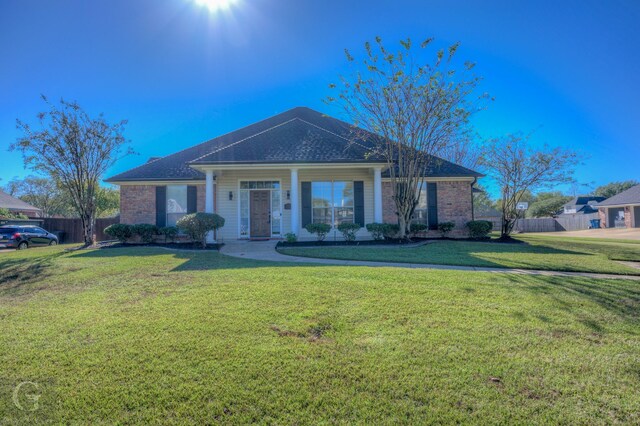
<box><xmin>89</xmin><ymin>241</ymin><xmax>224</xmax><ymax>251</ymax></box>
<box><xmin>276</xmin><ymin>238</ymin><xmax>432</xmax><ymax>248</ymax></box>
<box><xmin>277</xmin><ymin>236</ymin><xmax>528</xmax><ymax>248</ymax></box>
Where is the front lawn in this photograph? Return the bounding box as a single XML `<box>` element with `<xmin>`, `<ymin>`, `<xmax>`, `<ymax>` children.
<box><xmin>1</xmin><ymin>246</ymin><xmax>639</xmax><ymax>423</ymax></box>
<box><xmin>278</xmin><ymin>234</ymin><xmax>640</xmax><ymax>275</ymax></box>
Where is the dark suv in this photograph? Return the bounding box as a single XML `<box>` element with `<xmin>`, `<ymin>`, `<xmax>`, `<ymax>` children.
<box><xmin>0</xmin><ymin>225</ymin><xmax>59</xmax><ymax>250</ymax></box>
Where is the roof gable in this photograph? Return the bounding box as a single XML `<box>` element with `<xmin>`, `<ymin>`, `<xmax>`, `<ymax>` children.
<box><xmin>106</xmin><ymin>107</ymin><xmax>482</xmax><ymax>182</ymax></box>
<box><xmin>598</xmin><ymin>184</ymin><xmax>640</xmax><ymax>206</ymax></box>
<box><xmin>0</xmin><ymin>190</ymin><xmax>41</xmax><ymax>212</ymax></box>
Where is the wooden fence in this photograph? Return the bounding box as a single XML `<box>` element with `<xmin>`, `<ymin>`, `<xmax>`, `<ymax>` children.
<box><xmin>476</xmin><ymin>213</ymin><xmax>600</xmax><ymax>233</ymax></box>
<box><xmin>41</xmin><ymin>217</ymin><xmax>119</xmax><ymax>243</ymax></box>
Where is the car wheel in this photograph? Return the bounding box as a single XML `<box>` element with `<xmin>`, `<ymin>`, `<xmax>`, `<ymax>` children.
<box><xmin>49</xmin><ymin>240</ymin><xmax>58</xmax><ymax>246</ymax></box>
<box><xmin>17</xmin><ymin>242</ymin><xmax>28</xmax><ymax>250</ymax></box>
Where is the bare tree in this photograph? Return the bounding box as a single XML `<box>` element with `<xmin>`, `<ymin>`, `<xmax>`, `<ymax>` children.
<box><xmin>328</xmin><ymin>37</ymin><xmax>486</xmax><ymax>238</ymax></box>
<box><xmin>11</xmin><ymin>97</ymin><xmax>132</xmax><ymax>245</ymax></box>
<box><xmin>480</xmin><ymin>134</ymin><xmax>579</xmax><ymax>239</ymax></box>
<box><xmin>440</xmin><ymin>134</ymin><xmax>484</xmax><ymax>171</ymax></box>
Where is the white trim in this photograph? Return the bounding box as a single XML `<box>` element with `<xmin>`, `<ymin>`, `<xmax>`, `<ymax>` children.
<box><xmin>236</xmin><ymin>179</ymin><xmax>282</xmax><ymax>239</ymax></box>
<box><xmin>111</xmin><ymin>180</ymin><xmax>206</xmax><ymax>186</ymax></box>
<box><xmin>290</xmin><ymin>169</ymin><xmax>299</xmax><ymax>237</ymax></box>
<box><xmin>191</xmin><ymin>162</ymin><xmax>387</xmax><ymax>172</ymax></box>
<box><xmin>373</xmin><ymin>167</ymin><xmax>383</xmax><ymax>223</ymax></box>
<box><xmin>381</xmin><ymin>176</ymin><xmax>476</xmax><ymax>182</ymax></box>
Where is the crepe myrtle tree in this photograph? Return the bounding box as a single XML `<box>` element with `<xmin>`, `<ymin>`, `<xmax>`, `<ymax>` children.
<box><xmin>481</xmin><ymin>134</ymin><xmax>580</xmax><ymax>239</ymax></box>
<box><xmin>327</xmin><ymin>37</ymin><xmax>488</xmax><ymax>239</ymax></box>
<box><xmin>11</xmin><ymin>96</ymin><xmax>133</xmax><ymax>246</ymax></box>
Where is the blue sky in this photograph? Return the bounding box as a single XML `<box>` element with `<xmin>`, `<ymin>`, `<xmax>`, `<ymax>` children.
<box><xmin>1</xmin><ymin>0</ymin><xmax>638</xmax><ymax>197</ymax></box>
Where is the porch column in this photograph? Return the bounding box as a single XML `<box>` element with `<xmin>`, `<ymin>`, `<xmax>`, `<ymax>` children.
<box><xmin>373</xmin><ymin>167</ymin><xmax>383</xmax><ymax>223</ymax></box>
<box><xmin>205</xmin><ymin>170</ymin><xmax>215</xmax><ymax>243</ymax></box>
<box><xmin>290</xmin><ymin>168</ymin><xmax>299</xmax><ymax>235</ymax></box>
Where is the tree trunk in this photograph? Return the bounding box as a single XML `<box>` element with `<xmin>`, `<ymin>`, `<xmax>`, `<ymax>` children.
<box><xmin>81</xmin><ymin>212</ymin><xmax>96</xmax><ymax>246</ymax></box>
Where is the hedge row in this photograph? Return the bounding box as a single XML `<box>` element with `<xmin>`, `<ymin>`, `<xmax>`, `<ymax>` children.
<box><xmin>104</xmin><ymin>213</ymin><xmax>225</xmax><ymax>247</ymax></box>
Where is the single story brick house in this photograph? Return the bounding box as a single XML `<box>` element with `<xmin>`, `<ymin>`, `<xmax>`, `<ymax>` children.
<box><xmin>0</xmin><ymin>189</ymin><xmax>42</xmax><ymax>218</ymax></box>
<box><xmin>597</xmin><ymin>184</ymin><xmax>640</xmax><ymax>228</ymax></box>
<box><xmin>106</xmin><ymin>107</ymin><xmax>482</xmax><ymax>241</ymax></box>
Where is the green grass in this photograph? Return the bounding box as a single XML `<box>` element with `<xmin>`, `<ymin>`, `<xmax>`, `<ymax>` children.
<box><xmin>1</xmin><ymin>246</ymin><xmax>640</xmax><ymax>424</ymax></box>
<box><xmin>278</xmin><ymin>234</ymin><xmax>640</xmax><ymax>275</ymax></box>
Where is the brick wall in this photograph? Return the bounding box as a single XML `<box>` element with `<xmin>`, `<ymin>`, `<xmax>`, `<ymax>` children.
<box><xmin>120</xmin><ymin>185</ymin><xmax>156</xmax><ymax>224</ymax></box>
<box><xmin>381</xmin><ymin>181</ymin><xmax>397</xmax><ymax>224</ymax></box>
<box><xmin>598</xmin><ymin>208</ymin><xmax>607</xmax><ymax>228</ymax></box>
<box><xmin>381</xmin><ymin>180</ymin><xmax>473</xmax><ymax>237</ymax></box>
<box><xmin>437</xmin><ymin>181</ymin><xmax>473</xmax><ymax>236</ymax></box>
<box><xmin>121</xmin><ymin>184</ymin><xmax>209</xmax><ymax>226</ymax></box>
<box><xmin>196</xmin><ymin>184</ymin><xmax>206</xmax><ymax>212</ymax></box>
<box><xmin>625</xmin><ymin>206</ymin><xmax>632</xmax><ymax>228</ymax></box>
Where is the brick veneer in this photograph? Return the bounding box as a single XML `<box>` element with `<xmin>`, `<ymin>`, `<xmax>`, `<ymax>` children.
<box><xmin>598</xmin><ymin>208</ymin><xmax>607</xmax><ymax>228</ymax></box>
<box><xmin>625</xmin><ymin>206</ymin><xmax>632</xmax><ymax>228</ymax></box>
<box><xmin>120</xmin><ymin>185</ymin><xmax>156</xmax><ymax>224</ymax></box>
<box><xmin>381</xmin><ymin>180</ymin><xmax>473</xmax><ymax>237</ymax></box>
<box><xmin>120</xmin><ymin>184</ymin><xmax>208</xmax><ymax>225</ymax></box>
<box><xmin>598</xmin><ymin>206</ymin><xmax>634</xmax><ymax>229</ymax></box>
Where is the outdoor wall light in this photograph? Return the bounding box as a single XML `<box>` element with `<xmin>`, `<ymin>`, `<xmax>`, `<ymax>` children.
<box><xmin>229</xmin><ymin>191</ymin><xmax>233</xmax><ymax>201</ymax></box>
<box><xmin>286</xmin><ymin>190</ymin><xmax>290</xmax><ymax>200</ymax></box>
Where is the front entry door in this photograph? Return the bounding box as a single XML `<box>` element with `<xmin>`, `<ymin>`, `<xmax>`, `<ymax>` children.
<box><xmin>250</xmin><ymin>190</ymin><xmax>271</xmax><ymax>238</ymax></box>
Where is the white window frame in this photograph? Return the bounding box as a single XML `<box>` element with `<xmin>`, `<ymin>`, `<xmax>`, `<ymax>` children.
<box><xmin>411</xmin><ymin>183</ymin><xmax>429</xmax><ymax>225</ymax></box>
<box><xmin>166</xmin><ymin>184</ymin><xmax>188</xmax><ymax>227</ymax></box>
<box><xmin>310</xmin><ymin>180</ymin><xmax>355</xmax><ymax>228</ymax></box>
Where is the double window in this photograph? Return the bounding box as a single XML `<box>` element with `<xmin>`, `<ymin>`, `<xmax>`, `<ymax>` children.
<box><xmin>311</xmin><ymin>181</ymin><xmax>354</xmax><ymax>227</ymax></box>
<box><xmin>166</xmin><ymin>185</ymin><xmax>188</xmax><ymax>226</ymax></box>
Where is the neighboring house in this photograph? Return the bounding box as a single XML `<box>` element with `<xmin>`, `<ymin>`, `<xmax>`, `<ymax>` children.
<box><xmin>0</xmin><ymin>189</ymin><xmax>41</xmax><ymax>217</ymax></box>
<box><xmin>106</xmin><ymin>107</ymin><xmax>482</xmax><ymax>241</ymax></box>
<box><xmin>559</xmin><ymin>196</ymin><xmax>605</xmax><ymax>216</ymax></box>
<box><xmin>597</xmin><ymin>184</ymin><xmax>640</xmax><ymax>228</ymax></box>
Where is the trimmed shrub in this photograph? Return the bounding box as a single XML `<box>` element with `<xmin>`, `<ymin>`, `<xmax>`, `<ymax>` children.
<box><xmin>382</xmin><ymin>224</ymin><xmax>400</xmax><ymax>240</ymax></box>
<box><xmin>177</xmin><ymin>212</ymin><xmax>225</xmax><ymax>248</ymax></box>
<box><xmin>467</xmin><ymin>220</ymin><xmax>493</xmax><ymax>240</ymax></box>
<box><xmin>365</xmin><ymin>223</ymin><xmax>386</xmax><ymax>241</ymax></box>
<box><xmin>337</xmin><ymin>222</ymin><xmax>361</xmax><ymax>242</ymax></box>
<box><xmin>284</xmin><ymin>232</ymin><xmax>298</xmax><ymax>243</ymax></box>
<box><xmin>437</xmin><ymin>221</ymin><xmax>456</xmax><ymax>238</ymax></box>
<box><xmin>304</xmin><ymin>223</ymin><xmax>331</xmax><ymax>242</ymax></box>
<box><xmin>409</xmin><ymin>223</ymin><xmax>428</xmax><ymax>236</ymax></box>
<box><xmin>104</xmin><ymin>223</ymin><xmax>133</xmax><ymax>243</ymax></box>
<box><xmin>133</xmin><ymin>223</ymin><xmax>158</xmax><ymax>243</ymax></box>
<box><xmin>158</xmin><ymin>226</ymin><xmax>179</xmax><ymax>243</ymax></box>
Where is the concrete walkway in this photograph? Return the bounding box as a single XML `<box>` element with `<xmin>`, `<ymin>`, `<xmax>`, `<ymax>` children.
<box><xmin>220</xmin><ymin>240</ymin><xmax>640</xmax><ymax>281</ymax></box>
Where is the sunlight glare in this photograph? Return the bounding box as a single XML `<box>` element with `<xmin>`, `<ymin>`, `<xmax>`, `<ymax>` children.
<box><xmin>194</xmin><ymin>0</ymin><xmax>236</xmax><ymax>12</ymax></box>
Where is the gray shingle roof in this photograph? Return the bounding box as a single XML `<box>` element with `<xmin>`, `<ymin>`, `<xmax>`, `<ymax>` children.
<box><xmin>598</xmin><ymin>184</ymin><xmax>640</xmax><ymax>206</ymax></box>
<box><xmin>106</xmin><ymin>107</ymin><xmax>482</xmax><ymax>182</ymax></box>
<box><xmin>0</xmin><ymin>190</ymin><xmax>41</xmax><ymax>212</ymax></box>
<box><xmin>563</xmin><ymin>196</ymin><xmax>606</xmax><ymax>208</ymax></box>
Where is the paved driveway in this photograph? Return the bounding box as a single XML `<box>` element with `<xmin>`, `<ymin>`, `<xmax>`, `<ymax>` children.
<box><xmin>533</xmin><ymin>228</ymin><xmax>640</xmax><ymax>240</ymax></box>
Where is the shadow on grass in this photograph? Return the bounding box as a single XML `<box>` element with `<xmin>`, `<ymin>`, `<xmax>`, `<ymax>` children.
<box><xmin>0</xmin><ymin>251</ymin><xmax>67</xmax><ymax>296</ymax></box>
<box><xmin>68</xmin><ymin>246</ymin><xmax>299</xmax><ymax>272</ymax></box>
<box><xmin>502</xmin><ymin>273</ymin><xmax>640</xmax><ymax>328</ymax></box>
<box><xmin>280</xmin><ymin>238</ymin><xmax>605</xmax><ymax>272</ymax></box>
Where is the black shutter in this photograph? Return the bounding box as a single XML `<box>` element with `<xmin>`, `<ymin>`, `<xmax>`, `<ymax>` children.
<box><xmin>301</xmin><ymin>182</ymin><xmax>312</xmax><ymax>227</ymax></box>
<box><xmin>427</xmin><ymin>182</ymin><xmax>438</xmax><ymax>230</ymax></box>
<box><xmin>156</xmin><ymin>186</ymin><xmax>166</xmax><ymax>227</ymax></box>
<box><xmin>187</xmin><ymin>186</ymin><xmax>197</xmax><ymax>213</ymax></box>
<box><xmin>354</xmin><ymin>181</ymin><xmax>365</xmax><ymax>227</ymax></box>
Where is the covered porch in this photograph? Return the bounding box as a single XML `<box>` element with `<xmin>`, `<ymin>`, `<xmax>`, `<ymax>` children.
<box><xmin>196</xmin><ymin>164</ymin><xmax>385</xmax><ymax>242</ymax></box>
